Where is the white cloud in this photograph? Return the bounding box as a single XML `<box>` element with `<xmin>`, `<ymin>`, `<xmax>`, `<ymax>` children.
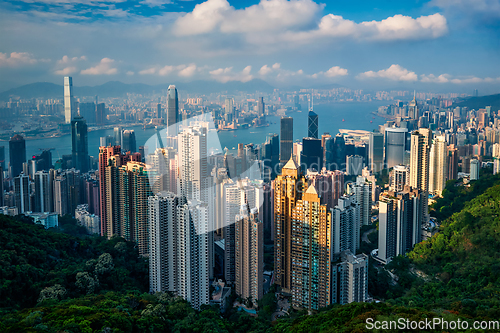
<box><xmin>259</xmin><ymin>65</ymin><xmax>273</xmax><ymax>76</ymax></box>
<box><xmin>210</xmin><ymin>65</ymin><xmax>253</xmax><ymax>82</ymax></box>
<box><xmin>158</xmin><ymin>65</ymin><xmax>175</xmax><ymax>76</ymax></box>
<box><xmin>430</xmin><ymin>0</ymin><xmax>500</xmax><ymax>18</ymax></box>
<box><xmin>178</xmin><ymin>63</ymin><xmax>197</xmax><ymax>77</ymax></box>
<box><xmin>324</xmin><ymin>66</ymin><xmax>348</xmax><ymax>77</ymax></box>
<box><xmin>174</xmin><ymin>0</ymin><xmax>448</xmax><ymax>45</ymax></box>
<box><xmin>57</xmin><ymin>55</ymin><xmax>87</xmax><ymax>65</ymax></box>
<box><xmin>357</xmin><ymin>64</ymin><xmax>418</xmax><ymax>81</ymax></box>
<box><xmin>80</xmin><ymin>58</ymin><xmax>118</xmax><ymax>75</ymax></box>
<box><xmin>54</xmin><ymin>66</ymin><xmax>78</xmax><ymax>75</ymax></box>
<box><xmin>0</xmin><ymin>52</ymin><xmax>43</xmax><ymax>67</ymax></box>
<box><xmin>139</xmin><ymin>67</ymin><xmax>157</xmax><ymax>75</ymax></box>
<box><xmin>420</xmin><ymin>73</ymin><xmax>451</xmax><ymax>83</ymax></box>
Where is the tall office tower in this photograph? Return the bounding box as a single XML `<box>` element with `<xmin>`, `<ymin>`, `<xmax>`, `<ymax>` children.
<box><xmin>346</xmin><ymin>155</ymin><xmax>364</xmax><ymax>176</ymax></box>
<box><xmin>9</xmin><ymin>134</ymin><xmax>26</xmax><ymax>178</ymax></box>
<box><xmin>280</xmin><ymin>117</ymin><xmax>293</xmax><ymax>163</ymax></box>
<box><xmin>447</xmin><ymin>146</ymin><xmax>459</xmax><ymax>181</ymax></box>
<box><xmin>409</xmin><ymin>129</ymin><xmax>431</xmax><ymax>222</ymax></box>
<box><xmin>308</xmin><ymin>169</ymin><xmax>344</xmax><ymax>210</ymax></box>
<box><xmin>257</xmin><ymin>97</ymin><xmax>265</xmax><ymax>117</ymax></box>
<box><xmin>348</xmin><ymin>176</ymin><xmax>372</xmax><ymax>226</ymax></box>
<box><xmin>79</xmin><ymin>102</ymin><xmax>96</xmax><ymax>124</ymax></box>
<box><xmin>307</xmin><ymin>111</ymin><xmax>319</xmax><ymax>139</ymax></box>
<box><xmin>378</xmin><ymin>187</ymin><xmax>423</xmax><ymax>262</ymax></box>
<box><xmin>274</xmin><ymin>157</ymin><xmax>306</xmax><ymax>292</ymax></box>
<box><xmin>14</xmin><ymin>174</ymin><xmax>30</xmax><ymax>214</ymax></box>
<box><xmin>300</xmin><ymin>137</ymin><xmax>322</xmax><ymax>171</ymax></box>
<box><xmin>331</xmin><ymin>195</ymin><xmax>360</xmax><ymax>255</ymax></box>
<box><xmin>369</xmin><ymin>132</ymin><xmax>384</xmax><ymax>173</ymax></box>
<box><xmin>31</xmin><ymin>150</ymin><xmax>52</xmax><ymax>175</ymax></box>
<box><xmin>122</xmin><ymin>130</ymin><xmax>137</xmax><ymax>153</ymax></box>
<box><xmin>262</xmin><ymin>133</ymin><xmax>279</xmax><ymax>181</ymax></box>
<box><xmin>71</xmin><ymin>116</ymin><xmax>89</xmax><ymax>173</ymax></box>
<box><xmin>167</xmin><ymin>85</ymin><xmax>179</xmax><ymax>134</ymax></box>
<box><xmin>408</xmin><ymin>94</ymin><xmax>418</xmax><ymax>120</ymax></box>
<box><xmin>34</xmin><ymin>171</ymin><xmax>53</xmax><ymax>213</ymax></box>
<box><xmin>100</xmin><ymin>135</ymin><xmax>113</xmax><ymax>147</ymax></box>
<box><xmin>291</xmin><ymin>185</ymin><xmax>331</xmax><ymax>310</ymax></box>
<box><xmin>324</xmin><ymin>136</ymin><xmax>335</xmax><ymax>170</ymax></box>
<box><xmin>156</xmin><ymin>103</ymin><xmax>162</xmax><ymax>119</ymax></box>
<box><xmin>390</xmin><ymin>165</ymin><xmax>409</xmax><ymax>192</ymax></box>
<box><xmin>235</xmin><ymin>205</ymin><xmax>263</xmax><ymax>303</ymax></box>
<box><xmin>470</xmin><ymin>159</ymin><xmax>480</xmax><ymax>180</ymax></box>
<box><xmin>293</xmin><ymin>142</ymin><xmax>303</xmax><ymax>165</ymax></box>
<box><xmin>64</xmin><ymin>76</ymin><xmax>75</xmax><ymax>123</ymax></box>
<box><xmin>0</xmin><ymin>146</ymin><xmax>5</xmax><ymax>170</ymax></box>
<box><xmin>384</xmin><ymin>127</ymin><xmax>408</xmax><ymax>169</ymax></box>
<box><xmin>333</xmin><ymin>133</ymin><xmax>346</xmax><ymax>170</ymax></box>
<box><xmin>96</xmin><ymin>103</ymin><xmax>106</xmax><ymax>125</ymax></box>
<box><xmin>331</xmin><ymin>251</ymin><xmax>368</xmax><ymax>305</ymax></box>
<box><xmin>148</xmin><ymin>192</ymin><xmax>210</xmax><ymax>310</ymax></box>
<box><xmin>237</xmin><ymin>143</ymin><xmax>247</xmax><ymax>173</ymax></box>
<box><xmin>429</xmin><ymin>135</ymin><xmax>448</xmax><ymax>196</ymax></box>
<box><xmin>222</xmin><ymin>178</ymin><xmax>263</xmax><ymax>283</ymax></box>
<box><xmin>114</xmin><ymin>127</ymin><xmax>123</xmax><ymax>147</ymax></box>
<box><xmin>98</xmin><ymin>145</ymin><xmax>141</xmax><ymax>236</ymax></box>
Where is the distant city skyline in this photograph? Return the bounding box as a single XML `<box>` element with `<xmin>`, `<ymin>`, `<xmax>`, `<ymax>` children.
<box><xmin>0</xmin><ymin>0</ymin><xmax>499</xmax><ymax>93</ymax></box>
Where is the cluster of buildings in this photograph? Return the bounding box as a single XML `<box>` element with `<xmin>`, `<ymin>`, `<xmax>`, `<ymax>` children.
<box><xmin>1</xmin><ymin>76</ymin><xmax>498</xmax><ymax>313</ymax></box>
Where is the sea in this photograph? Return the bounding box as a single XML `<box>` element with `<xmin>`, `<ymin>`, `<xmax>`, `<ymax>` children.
<box><xmin>0</xmin><ymin>101</ymin><xmax>389</xmax><ymax>167</ymax></box>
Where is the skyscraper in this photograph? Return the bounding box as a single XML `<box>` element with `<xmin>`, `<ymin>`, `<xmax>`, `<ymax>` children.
<box><xmin>122</xmin><ymin>130</ymin><xmax>137</xmax><ymax>153</ymax></box>
<box><xmin>34</xmin><ymin>171</ymin><xmax>53</xmax><ymax>213</ymax></box>
<box><xmin>470</xmin><ymin>159</ymin><xmax>480</xmax><ymax>180</ymax></box>
<box><xmin>409</xmin><ymin>129</ymin><xmax>431</xmax><ymax>222</ymax></box>
<box><xmin>331</xmin><ymin>251</ymin><xmax>368</xmax><ymax>305</ymax></box>
<box><xmin>14</xmin><ymin>174</ymin><xmax>30</xmax><ymax>214</ymax></box>
<box><xmin>349</xmin><ymin>176</ymin><xmax>372</xmax><ymax>226</ymax></box>
<box><xmin>331</xmin><ymin>195</ymin><xmax>361</xmax><ymax>255</ymax></box>
<box><xmin>149</xmin><ymin>192</ymin><xmax>210</xmax><ymax>310</ymax></box>
<box><xmin>308</xmin><ymin>169</ymin><xmax>344</xmax><ymax>210</ymax></box>
<box><xmin>378</xmin><ymin>187</ymin><xmax>423</xmax><ymax>262</ymax></box>
<box><xmin>257</xmin><ymin>97</ymin><xmax>264</xmax><ymax>117</ymax></box>
<box><xmin>390</xmin><ymin>165</ymin><xmax>409</xmax><ymax>192</ymax></box>
<box><xmin>64</xmin><ymin>76</ymin><xmax>75</xmax><ymax>123</ymax></box>
<box><xmin>368</xmin><ymin>132</ymin><xmax>384</xmax><ymax>173</ymax></box>
<box><xmin>114</xmin><ymin>127</ymin><xmax>122</xmax><ymax>147</ymax></box>
<box><xmin>346</xmin><ymin>155</ymin><xmax>364</xmax><ymax>176</ymax></box>
<box><xmin>300</xmin><ymin>137</ymin><xmax>322</xmax><ymax>171</ymax></box>
<box><xmin>408</xmin><ymin>94</ymin><xmax>418</xmax><ymax>120</ymax></box>
<box><xmin>71</xmin><ymin>116</ymin><xmax>89</xmax><ymax>173</ymax></box>
<box><xmin>291</xmin><ymin>185</ymin><xmax>331</xmax><ymax>310</ymax></box>
<box><xmin>235</xmin><ymin>205</ymin><xmax>263</xmax><ymax>303</ymax></box>
<box><xmin>280</xmin><ymin>117</ymin><xmax>293</xmax><ymax>163</ymax></box>
<box><xmin>307</xmin><ymin>111</ymin><xmax>319</xmax><ymax>139</ymax></box>
<box><xmin>429</xmin><ymin>135</ymin><xmax>447</xmax><ymax>196</ymax></box>
<box><xmin>79</xmin><ymin>102</ymin><xmax>96</xmax><ymax>124</ymax></box>
<box><xmin>0</xmin><ymin>146</ymin><xmax>5</xmax><ymax>170</ymax></box>
<box><xmin>274</xmin><ymin>157</ymin><xmax>306</xmax><ymax>292</ymax></box>
<box><xmin>447</xmin><ymin>146</ymin><xmax>459</xmax><ymax>181</ymax></box>
<box><xmin>333</xmin><ymin>133</ymin><xmax>346</xmax><ymax>171</ymax></box>
<box><xmin>167</xmin><ymin>85</ymin><xmax>179</xmax><ymax>134</ymax></box>
<box><xmin>384</xmin><ymin>127</ymin><xmax>408</xmax><ymax>169</ymax></box>
<box><xmin>9</xmin><ymin>134</ymin><xmax>26</xmax><ymax>178</ymax></box>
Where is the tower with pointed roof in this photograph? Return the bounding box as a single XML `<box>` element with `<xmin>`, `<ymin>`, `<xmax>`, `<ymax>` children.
<box><xmin>408</xmin><ymin>91</ymin><xmax>418</xmax><ymax>120</ymax></box>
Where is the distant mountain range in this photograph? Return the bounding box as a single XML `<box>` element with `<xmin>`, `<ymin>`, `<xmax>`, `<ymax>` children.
<box><xmin>452</xmin><ymin>93</ymin><xmax>500</xmax><ymax>111</ymax></box>
<box><xmin>0</xmin><ymin>79</ymin><xmax>276</xmax><ymax>101</ymax></box>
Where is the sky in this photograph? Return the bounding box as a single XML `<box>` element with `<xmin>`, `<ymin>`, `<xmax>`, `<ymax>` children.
<box><xmin>0</xmin><ymin>0</ymin><xmax>500</xmax><ymax>94</ymax></box>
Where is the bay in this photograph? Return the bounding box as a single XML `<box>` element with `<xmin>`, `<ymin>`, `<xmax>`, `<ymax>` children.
<box><xmin>0</xmin><ymin>101</ymin><xmax>388</xmax><ymax>167</ymax></box>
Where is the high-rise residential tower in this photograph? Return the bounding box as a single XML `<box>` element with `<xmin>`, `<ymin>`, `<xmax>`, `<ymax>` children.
<box><xmin>280</xmin><ymin>117</ymin><xmax>293</xmax><ymax>163</ymax></box>
<box><xmin>71</xmin><ymin>116</ymin><xmax>89</xmax><ymax>173</ymax></box>
<box><xmin>429</xmin><ymin>135</ymin><xmax>447</xmax><ymax>196</ymax></box>
<box><xmin>64</xmin><ymin>76</ymin><xmax>75</xmax><ymax>123</ymax></box>
<box><xmin>235</xmin><ymin>205</ymin><xmax>263</xmax><ymax>304</ymax></box>
<box><xmin>9</xmin><ymin>134</ymin><xmax>26</xmax><ymax>178</ymax></box>
<box><xmin>409</xmin><ymin>129</ymin><xmax>431</xmax><ymax>222</ymax></box>
<box><xmin>122</xmin><ymin>130</ymin><xmax>137</xmax><ymax>153</ymax></box>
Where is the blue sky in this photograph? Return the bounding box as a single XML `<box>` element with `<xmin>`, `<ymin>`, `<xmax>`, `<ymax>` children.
<box><xmin>0</xmin><ymin>0</ymin><xmax>499</xmax><ymax>94</ymax></box>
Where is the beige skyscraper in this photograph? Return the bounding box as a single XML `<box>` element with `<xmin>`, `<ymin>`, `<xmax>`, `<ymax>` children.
<box><xmin>273</xmin><ymin>156</ymin><xmax>306</xmax><ymax>292</ymax></box>
<box><xmin>290</xmin><ymin>185</ymin><xmax>331</xmax><ymax>310</ymax></box>
<box><xmin>235</xmin><ymin>205</ymin><xmax>263</xmax><ymax>304</ymax></box>
<box><xmin>409</xmin><ymin>129</ymin><xmax>431</xmax><ymax>222</ymax></box>
<box><xmin>429</xmin><ymin>135</ymin><xmax>448</xmax><ymax>196</ymax></box>
<box><xmin>64</xmin><ymin>76</ymin><xmax>75</xmax><ymax>123</ymax></box>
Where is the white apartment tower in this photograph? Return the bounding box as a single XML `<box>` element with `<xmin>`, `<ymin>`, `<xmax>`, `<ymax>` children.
<box><xmin>148</xmin><ymin>192</ymin><xmax>210</xmax><ymax>310</ymax></box>
<box><xmin>331</xmin><ymin>195</ymin><xmax>360</xmax><ymax>255</ymax></box>
<box><xmin>429</xmin><ymin>135</ymin><xmax>448</xmax><ymax>196</ymax></box>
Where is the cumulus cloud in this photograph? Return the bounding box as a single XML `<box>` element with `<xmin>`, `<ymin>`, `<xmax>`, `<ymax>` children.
<box><xmin>430</xmin><ymin>0</ymin><xmax>500</xmax><ymax>18</ymax></box>
<box><xmin>178</xmin><ymin>64</ymin><xmax>197</xmax><ymax>77</ymax></box>
<box><xmin>0</xmin><ymin>52</ymin><xmax>44</xmax><ymax>67</ymax></box>
<box><xmin>210</xmin><ymin>65</ymin><xmax>253</xmax><ymax>82</ymax></box>
<box><xmin>54</xmin><ymin>66</ymin><xmax>78</xmax><ymax>75</ymax></box>
<box><xmin>420</xmin><ymin>73</ymin><xmax>451</xmax><ymax>83</ymax></box>
<box><xmin>258</xmin><ymin>62</ymin><xmax>281</xmax><ymax>75</ymax></box>
<box><xmin>173</xmin><ymin>0</ymin><xmax>448</xmax><ymax>45</ymax></box>
<box><xmin>357</xmin><ymin>64</ymin><xmax>418</xmax><ymax>81</ymax></box>
<box><xmin>139</xmin><ymin>67</ymin><xmax>157</xmax><ymax>75</ymax></box>
<box><xmin>138</xmin><ymin>64</ymin><xmax>198</xmax><ymax>77</ymax></box>
<box><xmin>80</xmin><ymin>58</ymin><xmax>118</xmax><ymax>75</ymax></box>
